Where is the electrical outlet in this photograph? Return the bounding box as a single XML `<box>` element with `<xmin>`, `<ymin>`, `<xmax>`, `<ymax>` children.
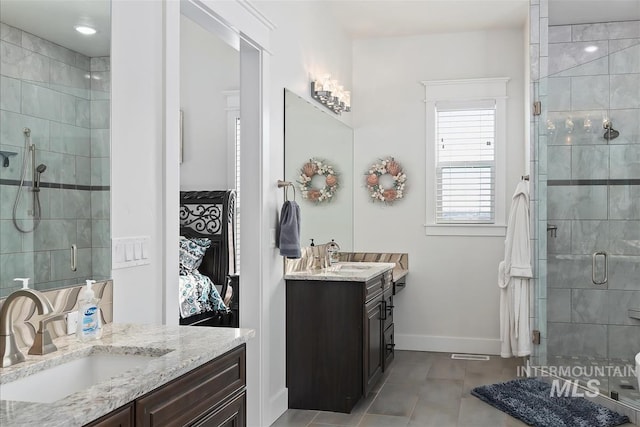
<box><xmin>66</xmin><ymin>311</ymin><xmax>78</xmax><ymax>335</ymax></box>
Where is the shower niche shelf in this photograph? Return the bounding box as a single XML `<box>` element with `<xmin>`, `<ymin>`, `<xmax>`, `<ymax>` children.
<box><xmin>629</xmin><ymin>309</ymin><xmax>640</xmax><ymax>320</ymax></box>
<box><xmin>0</xmin><ymin>150</ymin><xmax>17</xmax><ymax>167</ymax></box>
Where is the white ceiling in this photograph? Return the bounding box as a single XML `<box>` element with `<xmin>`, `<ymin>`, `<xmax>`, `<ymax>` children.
<box><xmin>549</xmin><ymin>0</ymin><xmax>640</xmax><ymax>26</ymax></box>
<box><xmin>325</xmin><ymin>0</ymin><xmax>640</xmax><ymax>39</ymax></box>
<box><xmin>1</xmin><ymin>0</ymin><xmax>638</xmax><ymax>56</ymax></box>
<box><xmin>0</xmin><ymin>0</ymin><xmax>110</xmax><ymax>57</ymax></box>
<box><xmin>325</xmin><ymin>0</ymin><xmax>529</xmax><ymax>38</ymax></box>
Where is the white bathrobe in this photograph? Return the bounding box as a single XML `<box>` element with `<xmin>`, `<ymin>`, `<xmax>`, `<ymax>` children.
<box><xmin>499</xmin><ymin>181</ymin><xmax>533</xmax><ymax>358</ymax></box>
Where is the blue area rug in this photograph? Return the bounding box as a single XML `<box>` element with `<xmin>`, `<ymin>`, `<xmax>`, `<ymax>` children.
<box><xmin>471</xmin><ymin>378</ymin><xmax>630</xmax><ymax>427</ymax></box>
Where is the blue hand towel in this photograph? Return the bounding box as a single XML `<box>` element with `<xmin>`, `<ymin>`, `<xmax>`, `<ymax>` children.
<box><xmin>277</xmin><ymin>200</ymin><xmax>301</xmax><ymax>259</ymax></box>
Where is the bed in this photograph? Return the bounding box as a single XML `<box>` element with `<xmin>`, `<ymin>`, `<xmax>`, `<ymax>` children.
<box><xmin>179</xmin><ymin>190</ymin><xmax>239</xmax><ymax>327</ymax></box>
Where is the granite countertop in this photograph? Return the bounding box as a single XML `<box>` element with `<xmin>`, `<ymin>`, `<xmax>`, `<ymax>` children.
<box><xmin>284</xmin><ymin>262</ymin><xmax>395</xmax><ymax>282</ymax></box>
<box><xmin>0</xmin><ymin>323</ymin><xmax>255</xmax><ymax>427</ymax></box>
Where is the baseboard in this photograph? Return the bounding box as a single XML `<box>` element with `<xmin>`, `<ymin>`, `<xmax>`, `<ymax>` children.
<box><xmin>396</xmin><ymin>333</ymin><xmax>502</xmax><ymax>356</ymax></box>
<box><xmin>266</xmin><ymin>387</ymin><xmax>288</xmax><ymax>427</ymax></box>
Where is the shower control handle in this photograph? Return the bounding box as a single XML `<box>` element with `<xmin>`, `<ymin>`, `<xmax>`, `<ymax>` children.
<box><xmin>71</xmin><ymin>244</ymin><xmax>77</xmax><ymax>272</ymax></box>
<box><xmin>591</xmin><ymin>251</ymin><xmax>607</xmax><ymax>285</ymax></box>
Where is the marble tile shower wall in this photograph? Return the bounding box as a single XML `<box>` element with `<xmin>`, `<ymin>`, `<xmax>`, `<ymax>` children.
<box><xmin>546</xmin><ymin>21</ymin><xmax>640</xmax><ymax>362</ymax></box>
<box><xmin>0</xmin><ymin>22</ymin><xmax>110</xmax><ymax>297</ymax></box>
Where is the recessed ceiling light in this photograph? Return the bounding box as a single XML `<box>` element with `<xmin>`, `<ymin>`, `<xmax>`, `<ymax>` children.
<box><xmin>75</xmin><ymin>26</ymin><xmax>96</xmax><ymax>35</ymax></box>
<box><xmin>584</xmin><ymin>45</ymin><xmax>598</xmax><ymax>53</ymax></box>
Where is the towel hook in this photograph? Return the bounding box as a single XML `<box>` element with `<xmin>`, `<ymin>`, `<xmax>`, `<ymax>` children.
<box><xmin>277</xmin><ymin>180</ymin><xmax>296</xmax><ymax>201</ymax></box>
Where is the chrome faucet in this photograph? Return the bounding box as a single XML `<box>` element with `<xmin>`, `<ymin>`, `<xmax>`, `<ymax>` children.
<box><xmin>0</xmin><ymin>288</ymin><xmax>54</xmax><ymax>367</ymax></box>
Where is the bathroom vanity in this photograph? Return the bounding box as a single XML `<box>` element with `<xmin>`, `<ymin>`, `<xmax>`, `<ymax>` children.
<box><xmin>284</xmin><ymin>262</ymin><xmax>396</xmax><ymax>413</ymax></box>
<box><xmin>0</xmin><ymin>324</ymin><xmax>254</xmax><ymax>427</ymax></box>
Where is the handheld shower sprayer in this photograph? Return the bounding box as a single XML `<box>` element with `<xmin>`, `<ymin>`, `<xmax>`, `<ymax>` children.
<box><xmin>12</xmin><ymin>128</ymin><xmax>45</xmax><ymax>233</ymax></box>
<box><xmin>34</xmin><ymin>164</ymin><xmax>47</xmax><ymax>191</ymax></box>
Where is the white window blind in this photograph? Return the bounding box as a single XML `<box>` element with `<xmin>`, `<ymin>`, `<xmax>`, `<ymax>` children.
<box><xmin>234</xmin><ymin>117</ymin><xmax>241</xmax><ymax>273</ymax></box>
<box><xmin>435</xmin><ymin>101</ymin><xmax>496</xmax><ymax>224</ymax></box>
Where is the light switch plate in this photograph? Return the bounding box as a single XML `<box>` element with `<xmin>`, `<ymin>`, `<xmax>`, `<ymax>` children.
<box><xmin>112</xmin><ymin>236</ymin><xmax>151</xmax><ymax>269</ymax></box>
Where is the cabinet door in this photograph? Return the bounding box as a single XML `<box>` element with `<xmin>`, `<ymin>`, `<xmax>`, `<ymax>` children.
<box><xmin>364</xmin><ymin>298</ymin><xmax>382</xmax><ymax>395</ymax></box>
<box><xmin>192</xmin><ymin>392</ymin><xmax>245</xmax><ymax>427</ymax></box>
<box><xmin>383</xmin><ymin>324</ymin><xmax>395</xmax><ymax>371</ymax></box>
<box><xmin>382</xmin><ymin>288</ymin><xmax>393</xmax><ymax>331</ymax></box>
<box><xmin>136</xmin><ymin>345</ymin><xmax>245</xmax><ymax>427</ymax></box>
<box><xmin>84</xmin><ymin>404</ymin><xmax>134</xmax><ymax>427</ymax></box>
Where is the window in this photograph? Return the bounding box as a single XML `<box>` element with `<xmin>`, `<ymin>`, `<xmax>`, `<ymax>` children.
<box><xmin>234</xmin><ymin>117</ymin><xmax>241</xmax><ymax>273</ymax></box>
<box><xmin>423</xmin><ymin>78</ymin><xmax>508</xmax><ymax>236</ymax></box>
<box><xmin>436</xmin><ymin>101</ymin><xmax>496</xmax><ymax>224</ymax></box>
<box><xmin>225</xmin><ymin>90</ymin><xmax>240</xmax><ymax>272</ymax></box>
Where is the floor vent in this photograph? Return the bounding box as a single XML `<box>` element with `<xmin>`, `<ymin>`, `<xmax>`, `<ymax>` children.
<box><xmin>451</xmin><ymin>354</ymin><xmax>490</xmax><ymax>361</ymax></box>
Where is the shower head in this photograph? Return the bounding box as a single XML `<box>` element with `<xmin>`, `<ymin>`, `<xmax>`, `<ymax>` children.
<box><xmin>603</xmin><ymin>121</ymin><xmax>620</xmax><ymax>141</ymax></box>
<box><xmin>36</xmin><ymin>164</ymin><xmax>46</xmax><ymax>173</ymax></box>
<box><xmin>603</xmin><ymin>128</ymin><xmax>619</xmax><ymax>140</ymax></box>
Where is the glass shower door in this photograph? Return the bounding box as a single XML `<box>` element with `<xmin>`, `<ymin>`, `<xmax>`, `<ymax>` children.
<box><xmin>543</xmin><ymin>20</ymin><xmax>640</xmax><ymax>409</ymax></box>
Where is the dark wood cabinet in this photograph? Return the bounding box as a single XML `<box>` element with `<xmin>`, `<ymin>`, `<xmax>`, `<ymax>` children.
<box><xmin>286</xmin><ymin>269</ymin><xmax>395</xmax><ymax>413</ymax></box>
<box><xmin>192</xmin><ymin>392</ymin><xmax>245</xmax><ymax>427</ymax></box>
<box><xmin>83</xmin><ymin>345</ymin><xmax>246</xmax><ymax>427</ymax></box>
<box><xmin>364</xmin><ymin>297</ymin><xmax>382</xmax><ymax>395</ymax></box>
<box><xmin>85</xmin><ymin>404</ymin><xmax>134</xmax><ymax>427</ymax></box>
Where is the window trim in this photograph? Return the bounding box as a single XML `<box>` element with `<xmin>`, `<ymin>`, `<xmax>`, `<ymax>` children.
<box><xmin>422</xmin><ymin>78</ymin><xmax>509</xmax><ymax>237</ymax></box>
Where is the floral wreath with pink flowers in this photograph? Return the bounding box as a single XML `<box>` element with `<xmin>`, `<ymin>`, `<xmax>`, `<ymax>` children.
<box><xmin>365</xmin><ymin>157</ymin><xmax>407</xmax><ymax>203</ymax></box>
<box><xmin>298</xmin><ymin>158</ymin><xmax>339</xmax><ymax>203</ymax></box>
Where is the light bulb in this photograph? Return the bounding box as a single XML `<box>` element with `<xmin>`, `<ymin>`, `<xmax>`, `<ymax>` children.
<box><xmin>75</xmin><ymin>26</ymin><xmax>96</xmax><ymax>35</ymax></box>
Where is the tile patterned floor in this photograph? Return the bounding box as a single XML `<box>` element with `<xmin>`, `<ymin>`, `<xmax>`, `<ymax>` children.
<box><xmin>547</xmin><ymin>355</ymin><xmax>640</xmax><ymax>407</ymax></box>
<box><xmin>271</xmin><ymin>350</ymin><xmax>637</xmax><ymax>427</ymax></box>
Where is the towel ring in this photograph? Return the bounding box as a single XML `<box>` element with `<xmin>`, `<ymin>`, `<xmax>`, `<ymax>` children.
<box><xmin>278</xmin><ymin>180</ymin><xmax>296</xmax><ymax>201</ymax></box>
<box><xmin>285</xmin><ymin>184</ymin><xmax>296</xmax><ymax>201</ymax></box>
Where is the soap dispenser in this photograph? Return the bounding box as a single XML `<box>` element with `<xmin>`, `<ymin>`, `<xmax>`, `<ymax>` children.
<box><xmin>76</xmin><ymin>280</ymin><xmax>102</xmax><ymax>341</ymax></box>
<box><xmin>327</xmin><ymin>239</ymin><xmax>341</xmax><ymax>266</ymax></box>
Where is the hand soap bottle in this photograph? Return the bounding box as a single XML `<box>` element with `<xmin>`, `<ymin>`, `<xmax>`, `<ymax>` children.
<box><xmin>327</xmin><ymin>239</ymin><xmax>341</xmax><ymax>266</ymax></box>
<box><xmin>77</xmin><ymin>280</ymin><xmax>102</xmax><ymax>341</ymax></box>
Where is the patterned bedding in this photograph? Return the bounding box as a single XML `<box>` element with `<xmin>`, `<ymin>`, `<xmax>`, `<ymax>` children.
<box><xmin>179</xmin><ymin>270</ymin><xmax>228</xmax><ymax>319</ymax></box>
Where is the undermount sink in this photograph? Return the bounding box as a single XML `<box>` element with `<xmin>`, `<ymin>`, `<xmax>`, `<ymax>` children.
<box><xmin>332</xmin><ymin>264</ymin><xmax>373</xmax><ymax>272</ymax></box>
<box><xmin>0</xmin><ymin>350</ymin><xmax>170</xmax><ymax>403</ymax></box>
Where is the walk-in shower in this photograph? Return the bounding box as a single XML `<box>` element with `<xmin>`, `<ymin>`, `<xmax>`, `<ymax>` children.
<box><xmin>12</xmin><ymin>128</ymin><xmax>46</xmax><ymax>233</ymax></box>
<box><xmin>0</xmin><ymin>9</ymin><xmax>111</xmax><ymax>297</ymax></box>
<box><xmin>530</xmin><ymin>6</ymin><xmax>640</xmax><ymax>413</ymax></box>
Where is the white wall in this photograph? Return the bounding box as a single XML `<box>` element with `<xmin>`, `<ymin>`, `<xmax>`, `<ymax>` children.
<box><xmin>112</xmin><ymin>0</ymin><xmax>352</xmax><ymax>424</ymax></box>
<box><xmin>256</xmin><ymin>1</ymin><xmax>353</xmax><ymax>424</ymax></box>
<box><xmin>180</xmin><ymin>15</ymin><xmax>239</xmax><ymax>191</ymax></box>
<box><xmin>352</xmin><ymin>29</ymin><xmax>526</xmax><ymax>355</ymax></box>
<box><xmin>111</xmin><ymin>0</ymin><xmax>165</xmax><ymax>324</ymax></box>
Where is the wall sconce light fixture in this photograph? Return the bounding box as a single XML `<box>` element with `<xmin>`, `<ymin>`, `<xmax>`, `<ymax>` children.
<box><xmin>310</xmin><ymin>75</ymin><xmax>351</xmax><ymax>115</ymax></box>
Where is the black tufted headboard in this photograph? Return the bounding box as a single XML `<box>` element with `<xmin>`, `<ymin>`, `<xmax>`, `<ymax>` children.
<box><xmin>179</xmin><ymin>190</ymin><xmax>237</xmax><ymax>288</ymax></box>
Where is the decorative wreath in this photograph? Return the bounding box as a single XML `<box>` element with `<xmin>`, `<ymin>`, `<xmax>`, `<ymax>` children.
<box><xmin>366</xmin><ymin>157</ymin><xmax>407</xmax><ymax>203</ymax></box>
<box><xmin>299</xmin><ymin>158</ymin><xmax>339</xmax><ymax>203</ymax></box>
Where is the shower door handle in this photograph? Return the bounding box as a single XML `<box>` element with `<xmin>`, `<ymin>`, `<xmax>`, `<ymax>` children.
<box><xmin>71</xmin><ymin>244</ymin><xmax>77</xmax><ymax>272</ymax></box>
<box><xmin>591</xmin><ymin>251</ymin><xmax>607</xmax><ymax>285</ymax></box>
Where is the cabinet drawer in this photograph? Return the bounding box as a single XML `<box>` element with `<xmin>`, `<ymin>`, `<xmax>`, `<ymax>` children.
<box><xmin>365</xmin><ymin>275</ymin><xmax>383</xmax><ymax>301</ymax></box>
<box><xmin>136</xmin><ymin>344</ymin><xmax>246</xmax><ymax>427</ymax></box>
<box><xmin>84</xmin><ymin>403</ymin><xmax>134</xmax><ymax>427</ymax></box>
<box><xmin>383</xmin><ymin>270</ymin><xmax>393</xmax><ymax>291</ymax></box>
<box><xmin>192</xmin><ymin>391</ymin><xmax>246</xmax><ymax>427</ymax></box>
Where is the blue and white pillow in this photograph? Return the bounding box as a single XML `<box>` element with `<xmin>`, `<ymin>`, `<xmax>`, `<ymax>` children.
<box><xmin>179</xmin><ymin>236</ymin><xmax>211</xmax><ymax>275</ymax></box>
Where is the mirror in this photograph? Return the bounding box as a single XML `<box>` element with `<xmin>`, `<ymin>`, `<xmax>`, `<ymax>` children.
<box><xmin>284</xmin><ymin>89</ymin><xmax>353</xmax><ymax>251</ymax></box>
<box><xmin>0</xmin><ymin>0</ymin><xmax>111</xmax><ymax>297</ymax></box>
